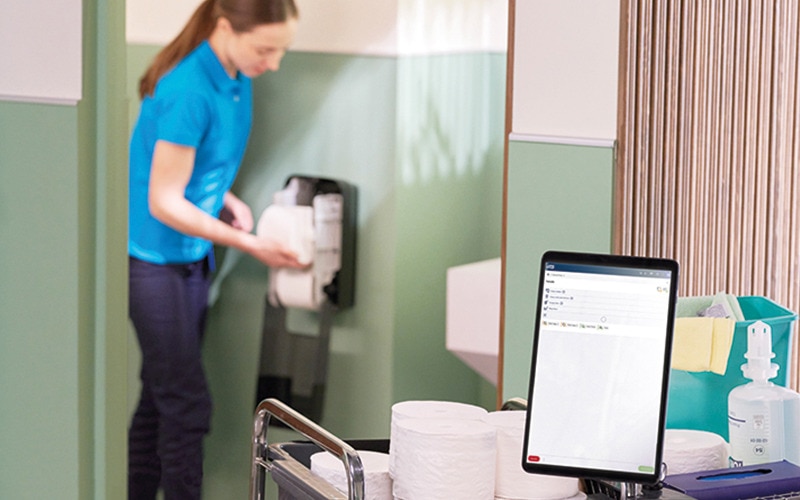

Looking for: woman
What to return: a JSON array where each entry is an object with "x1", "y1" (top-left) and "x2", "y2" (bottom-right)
[{"x1": 127, "y1": 1, "x2": 301, "y2": 498}]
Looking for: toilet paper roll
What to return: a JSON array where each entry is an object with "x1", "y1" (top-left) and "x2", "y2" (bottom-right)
[
  {"x1": 256, "y1": 204, "x2": 314, "y2": 265},
  {"x1": 310, "y1": 450, "x2": 392, "y2": 500},
  {"x1": 663, "y1": 429, "x2": 729, "y2": 475},
  {"x1": 271, "y1": 268, "x2": 318, "y2": 310},
  {"x1": 392, "y1": 418, "x2": 497, "y2": 500},
  {"x1": 484, "y1": 411, "x2": 580, "y2": 500},
  {"x1": 389, "y1": 400, "x2": 489, "y2": 478}
]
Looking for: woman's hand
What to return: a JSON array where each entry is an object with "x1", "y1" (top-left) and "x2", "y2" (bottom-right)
[
  {"x1": 245, "y1": 235, "x2": 307, "y2": 268},
  {"x1": 221, "y1": 191, "x2": 254, "y2": 232},
  {"x1": 223, "y1": 193, "x2": 309, "y2": 268}
]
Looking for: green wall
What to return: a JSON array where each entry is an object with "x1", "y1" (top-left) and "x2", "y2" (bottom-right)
[
  {"x1": 0, "y1": 0, "x2": 128, "y2": 498},
  {"x1": 0, "y1": 102, "x2": 83, "y2": 497},
  {"x1": 393, "y1": 54, "x2": 504, "y2": 404},
  {"x1": 501, "y1": 140, "x2": 615, "y2": 402},
  {"x1": 127, "y1": 46, "x2": 505, "y2": 498}
]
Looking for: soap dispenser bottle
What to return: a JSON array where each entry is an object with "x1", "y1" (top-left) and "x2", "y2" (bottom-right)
[{"x1": 728, "y1": 320, "x2": 800, "y2": 466}]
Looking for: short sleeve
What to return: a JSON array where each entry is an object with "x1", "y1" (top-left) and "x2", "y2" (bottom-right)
[{"x1": 154, "y1": 90, "x2": 210, "y2": 148}]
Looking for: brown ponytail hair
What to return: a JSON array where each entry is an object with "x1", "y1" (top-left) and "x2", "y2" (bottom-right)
[{"x1": 138, "y1": 0, "x2": 299, "y2": 99}]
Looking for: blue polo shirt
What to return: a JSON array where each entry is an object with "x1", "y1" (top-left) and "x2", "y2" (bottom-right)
[{"x1": 129, "y1": 40, "x2": 253, "y2": 265}]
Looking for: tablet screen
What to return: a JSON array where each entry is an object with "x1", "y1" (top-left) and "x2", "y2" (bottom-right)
[{"x1": 522, "y1": 251, "x2": 679, "y2": 484}]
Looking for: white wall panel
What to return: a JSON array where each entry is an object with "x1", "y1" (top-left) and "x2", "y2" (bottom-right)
[
  {"x1": 290, "y1": 0, "x2": 399, "y2": 55},
  {"x1": 126, "y1": 0, "x2": 507, "y2": 55},
  {"x1": 0, "y1": 0, "x2": 82, "y2": 104},
  {"x1": 512, "y1": 0, "x2": 619, "y2": 140},
  {"x1": 398, "y1": 0, "x2": 507, "y2": 55},
  {"x1": 125, "y1": 0, "x2": 200, "y2": 45},
  {"x1": 126, "y1": 0, "x2": 399, "y2": 52}
]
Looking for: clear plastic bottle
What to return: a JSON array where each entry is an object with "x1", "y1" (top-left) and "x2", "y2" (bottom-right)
[{"x1": 728, "y1": 320, "x2": 800, "y2": 466}]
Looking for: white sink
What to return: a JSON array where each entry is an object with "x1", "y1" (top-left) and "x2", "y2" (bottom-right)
[{"x1": 445, "y1": 258, "x2": 501, "y2": 385}]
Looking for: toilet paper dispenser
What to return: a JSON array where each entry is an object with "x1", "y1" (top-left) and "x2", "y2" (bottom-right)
[{"x1": 255, "y1": 175, "x2": 357, "y2": 422}]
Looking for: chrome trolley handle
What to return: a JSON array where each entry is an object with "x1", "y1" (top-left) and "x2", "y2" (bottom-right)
[{"x1": 250, "y1": 398, "x2": 365, "y2": 500}]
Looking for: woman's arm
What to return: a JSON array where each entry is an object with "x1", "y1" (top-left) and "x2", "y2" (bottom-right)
[{"x1": 148, "y1": 139, "x2": 304, "y2": 268}]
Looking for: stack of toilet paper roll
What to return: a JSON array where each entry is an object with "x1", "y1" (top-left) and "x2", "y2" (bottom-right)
[
  {"x1": 663, "y1": 429, "x2": 729, "y2": 475},
  {"x1": 484, "y1": 411, "x2": 583, "y2": 500},
  {"x1": 309, "y1": 404, "x2": 728, "y2": 499},
  {"x1": 388, "y1": 401, "x2": 584, "y2": 500},
  {"x1": 310, "y1": 450, "x2": 393, "y2": 500},
  {"x1": 390, "y1": 400, "x2": 495, "y2": 499},
  {"x1": 388, "y1": 400, "x2": 489, "y2": 478}
]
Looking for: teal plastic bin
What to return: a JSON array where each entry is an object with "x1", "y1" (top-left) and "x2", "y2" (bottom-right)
[{"x1": 666, "y1": 296, "x2": 797, "y2": 441}]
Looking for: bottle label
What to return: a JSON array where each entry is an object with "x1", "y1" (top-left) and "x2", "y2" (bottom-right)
[{"x1": 728, "y1": 399, "x2": 784, "y2": 467}]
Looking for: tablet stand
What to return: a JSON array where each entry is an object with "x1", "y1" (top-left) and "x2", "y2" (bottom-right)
[
  {"x1": 618, "y1": 481, "x2": 641, "y2": 499},
  {"x1": 587, "y1": 463, "x2": 685, "y2": 500}
]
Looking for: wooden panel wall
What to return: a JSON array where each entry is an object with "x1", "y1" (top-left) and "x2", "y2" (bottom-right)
[{"x1": 617, "y1": 1, "x2": 800, "y2": 387}]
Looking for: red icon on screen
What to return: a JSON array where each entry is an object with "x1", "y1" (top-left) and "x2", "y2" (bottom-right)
[{"x1": 528, "y1": 455, "x2": 541, "y2": 462}]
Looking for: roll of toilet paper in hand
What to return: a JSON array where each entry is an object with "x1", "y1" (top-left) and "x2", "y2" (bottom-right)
[
  {"x1": 389, "y1": 400, "x2": 489, "y2": 479},
  {"x1": 257, "y1": 205, "x2": 318, "y2": 309},
  {"x1": 255, "y1": 204, "x2": 314, "y2": 265},
  {"x1": 392, "y1": 418, "x2": 497, "y2": 500},
  {"x1": 663, "y1": 429, "x2": 729, "y2": 475},
  {"x1": 484, "y1": 410, "x2": 580, "y2": 500},
  {"x1": 310, "y1": 450, "x2": 392, "y2": 500}
]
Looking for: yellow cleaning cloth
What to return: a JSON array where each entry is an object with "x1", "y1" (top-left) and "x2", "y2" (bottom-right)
[{"x1": 671, "y1": 317, "x2": 735, "y2": 375}]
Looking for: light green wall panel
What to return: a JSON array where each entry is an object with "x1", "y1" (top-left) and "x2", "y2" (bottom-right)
[
  {"x1": 0, "y1": 1, "x2": 128, "y2": 497},
  {"x1": 502, "y1": 140, "x2": 615, "y2": 402},
  {"x1": 0, "y1": 5, "x2": 128, "y2": 488},
  {"x1": 83, "y1": 0, "x2": 130, "y2": 497},
  {"x1": 393, "y1": 53, "x2": 504, "y2": 405},
  {"x1": 0, "y1": 102, "x2": 82, "y2": 498}
]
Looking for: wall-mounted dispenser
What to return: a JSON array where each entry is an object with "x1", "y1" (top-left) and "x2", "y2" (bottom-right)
[{"x1": 254, "y1": 175, "x2": 356, "y2": 422}]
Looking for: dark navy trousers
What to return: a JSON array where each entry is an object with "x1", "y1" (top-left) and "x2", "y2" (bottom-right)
[{"x1": 128, "y1": 256, "x2": 213, "y2": 500}]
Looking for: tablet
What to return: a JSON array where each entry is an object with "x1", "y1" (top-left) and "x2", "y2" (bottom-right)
[{"x1": 522, "y1": 251, "x2": 679, "y2": 485}]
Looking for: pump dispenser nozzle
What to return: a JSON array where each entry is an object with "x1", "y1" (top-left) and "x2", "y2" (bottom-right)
[{"x1": 741, "y1": 320, "x2": 779, "y2": 382}]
